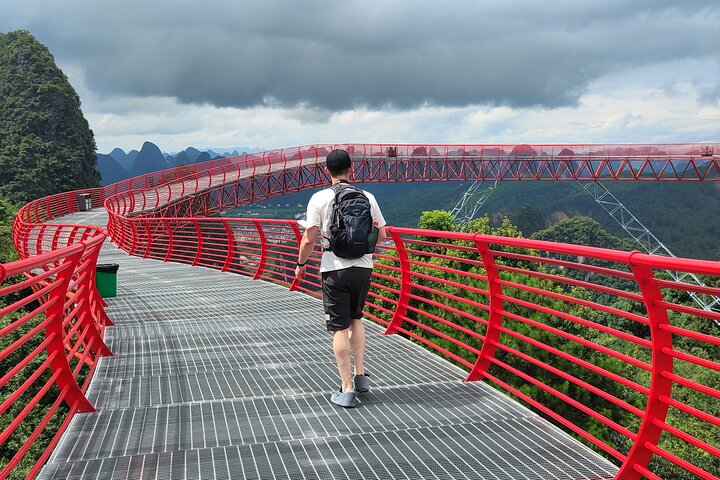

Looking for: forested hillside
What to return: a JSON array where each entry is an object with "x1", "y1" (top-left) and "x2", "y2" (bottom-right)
[
  {"x1": 0, "y1": 198, "x2": 16, "y2": 264},
  {"x1": 480, "y1": 181, "x2": 720, "y2": 260},
  {"x1": 0, "y1": 30, "x2": 100, "y2": 204},
  {"x1": 230, "y1": 179, "x2": 720, "y2": 260}
]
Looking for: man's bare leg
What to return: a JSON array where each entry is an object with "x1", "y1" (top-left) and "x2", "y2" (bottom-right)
[
  {"x1": 333, "y1": 329, "x2": 354, "y2": 392},
  {"x1": 349, "y1": 318, "x2": 366, "y2": 376}
]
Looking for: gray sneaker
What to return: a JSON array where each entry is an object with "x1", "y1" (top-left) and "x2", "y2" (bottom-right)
[
  {"x1": 330, "y1": 390, "x2": 358, "y2": 408},
  {"x1": 353, "y1": 373, "x2": 370, "y2": 393}
]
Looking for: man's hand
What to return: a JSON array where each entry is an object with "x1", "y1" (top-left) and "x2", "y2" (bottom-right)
[
  {"x1": 295, "y1": 226, "x2": 318, "y2": 282},
  {"x1": 295, "y1": 264, "x2": 306, "y2": 281}
]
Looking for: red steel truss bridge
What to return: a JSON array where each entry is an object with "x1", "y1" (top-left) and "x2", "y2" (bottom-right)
[{"x1": 2, "y1": 143, "x2": 719, "y2": 480}]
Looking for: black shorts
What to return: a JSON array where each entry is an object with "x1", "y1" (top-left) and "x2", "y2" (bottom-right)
[{"x1": 322, "y1": 267, "x2": 373, "y2": 332}]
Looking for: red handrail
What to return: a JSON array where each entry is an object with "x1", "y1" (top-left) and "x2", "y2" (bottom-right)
[
  {"x1": 100, "y1": 144, "x2": 720, "y2": 480},
  {"x1": 103, "y1": 207, "x2": 720, "y2": 479},
  {"x1": 0, "y1": 237, "x2": 111, "y2": 479},
  {"x1": 5, "y1": 143, "x2": 720, "y2": 479}
]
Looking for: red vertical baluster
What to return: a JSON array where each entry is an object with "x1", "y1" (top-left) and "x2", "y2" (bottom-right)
[
  {"x1": 75, "y1": 234, "x2": 112, "y2": 357},
  {"x1": 51, "y1": 226, "x2": 63, "y2": 251},
  {"x1": 616, "y1": 254, "x2": 675, "y2": 480},
  {"x1": 143, "y1": 218, "x2": 152, "y2": 258},
  {"x1": 384, "y1": 227, "x2": 410, "y2": 335},
  {"x1": 466, "y1": 237, "x2": 503, "y2": 382},
  {"x1": 288, "y1": 221, "x2": 303, "y2": 291},
  {"x1": 252, "y1": 220, "x2": 267, "y2": 280},
  {"x1": 192, "y1": 220, "x2": 203, "y2": 266},
  {"x1": 221, "y1": 219, "x2": 235, "y2": 272},
  {"x1": 129, "y1": 220, "x2": 139, "y2": 256},
  {"x1": 163, "y1": 218, "x2": 174, "y2": 262},
  {"x1": 44, "y1": 249, "x2": 95, "y2": 412}
]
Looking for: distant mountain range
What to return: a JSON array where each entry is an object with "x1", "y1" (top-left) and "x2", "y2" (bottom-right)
[{"x1": 96, "y1": 142, "x2": 260, "y2": 184}]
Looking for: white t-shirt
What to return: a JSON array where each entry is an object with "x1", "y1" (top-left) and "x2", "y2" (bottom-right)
[{"x1": 305, "y1": 185, "x2": 386, "y2": 272}]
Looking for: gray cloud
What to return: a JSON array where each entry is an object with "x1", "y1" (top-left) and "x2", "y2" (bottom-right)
[
  {"x1": 2, "y1": 0, "x2": 719, "y2": 111},
  {"x1": 699, "y1": 84, "x2": 720, "y2": 105}
]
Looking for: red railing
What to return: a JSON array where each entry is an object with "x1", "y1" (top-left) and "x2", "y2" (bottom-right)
[
  {"x1": 14, "y1": 142, "x2": 720, "y2": 235},
  {"x1": 4, "y1": 143, "x2": 720, "y2": 479},
  {"x1": 1, "y1": 149, "x2": 249, "y2": 478},
  {"x1": 106, "y1": 214, "x2": 720, "y2": 480},
  {"x1": 0, "y1": 226, "x2": 110, "y2": 479},
  {"x1": 99, "y1": 142, "x2": 720, "y2": 230},
  {"x1": 11, "y1": 155, "x2": 236, "y2": 251}
]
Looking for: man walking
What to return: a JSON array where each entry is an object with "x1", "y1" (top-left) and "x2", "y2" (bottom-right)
[{"x1": 295, "y1": 149, "x2": 386, "y2": 408}]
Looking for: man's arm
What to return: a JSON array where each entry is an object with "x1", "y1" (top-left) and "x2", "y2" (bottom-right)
[
  {"x1": 295, "y1": 226, "x2": 319, "y2": 280},
  {"x1": 377, "y1": 226, "x2": 387, "y2": 243},
  {"x1": 367, "y1": 192, "x2": 387, "y2": 244}
]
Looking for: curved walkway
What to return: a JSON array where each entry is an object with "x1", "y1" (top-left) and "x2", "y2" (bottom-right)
[{"x1": 38, "y1": 211, "x2": 617, "y2": 480}]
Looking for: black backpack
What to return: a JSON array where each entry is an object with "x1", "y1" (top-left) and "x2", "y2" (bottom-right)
[{"x1": 327, "y1": 182, "x2": 374, "y2": 259}]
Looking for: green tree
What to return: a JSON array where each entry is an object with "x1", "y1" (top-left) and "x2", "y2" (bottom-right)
[
  {"x1": 414, "y1": 210, "x2": 459, "y2": 255},
  {"x1": 417, "y1": 209, "x2": 456, "y2": 231},
  {"x1": 508, "y1": 204, "x2": 547, "y2": 236},
  {"x1": 0, "y1": 198, "x2": 18, "y2": 263},
  {"x1": 0, "y1": 30, "x2": 100, "y2": 204},
  {"x1": 531, "y1": 216, "x2": 634, "y2": 251}
]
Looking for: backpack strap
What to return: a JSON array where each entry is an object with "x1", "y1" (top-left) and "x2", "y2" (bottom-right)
[
  {"x1": 331, "y1": 181, "x2": 362, "y2": 206},
  {"x1": 330, "y1": 181, "x2": 343, "y2": 200},
  {"x1": 323, "y1": 181, "x2": 365, "y2": 252},
  {"x1": 322, "y1": 182, "x2": 349, "y2": 247},
  {"x1": 331, "y1": 179, "x2": 351, "y2": 194}
]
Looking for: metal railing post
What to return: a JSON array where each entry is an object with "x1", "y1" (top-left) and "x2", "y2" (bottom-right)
[
  {"x1": 616, "y1": 255, "x2": 675, "y2": 480},
  {"x1": 192, "y1": 220, "x2": 203, "y2": 266},
  {"x1": 163, "y1": 218, "x2": 174, "y2": 262},
  {"x1": 74, "y1": 239, "x2": 112, "y2": 357},
  {"x1": 128, "y1": 220, "x2": 139, "y2": 256},
  {"x1": 288, "y1": 221, "x2": 304, "y2": 291},
  {"x1": 221, "y1": 219, "x2": 235, "y2": 272},
  {"x1": 252, "y1": 220, "x2": 267, "y2": 280},
  {"x1": 466, "y1": 237, "x2": 503, "y2": 382},
  {"x1": 384, "y1": 228, "x2": 411, "y2": 335},
  {"x1": 142, "y1": 218, "x2": 152, "y2": 258},
  {"x1": 44, "y1": 249, "x2": 95, "y2": 412}
]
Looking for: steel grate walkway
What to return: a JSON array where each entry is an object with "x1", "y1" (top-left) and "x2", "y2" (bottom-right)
[{"x1": 38, "y1": 211, "x2": 618, "y2": 480}]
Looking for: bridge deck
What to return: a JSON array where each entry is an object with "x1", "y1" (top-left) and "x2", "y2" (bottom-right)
[{"x1": 39, "y1": 211, "x2": 618, "y2": 480}]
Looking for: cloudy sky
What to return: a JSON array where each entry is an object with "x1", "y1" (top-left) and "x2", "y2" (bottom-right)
[{"x1": 1, "y1": 0, "x2": 719, "y2": 153}]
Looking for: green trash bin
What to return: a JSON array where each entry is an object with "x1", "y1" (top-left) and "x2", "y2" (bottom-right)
[{"x1": 96, "y1": 263, "x2": 119, "y2": 298}]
